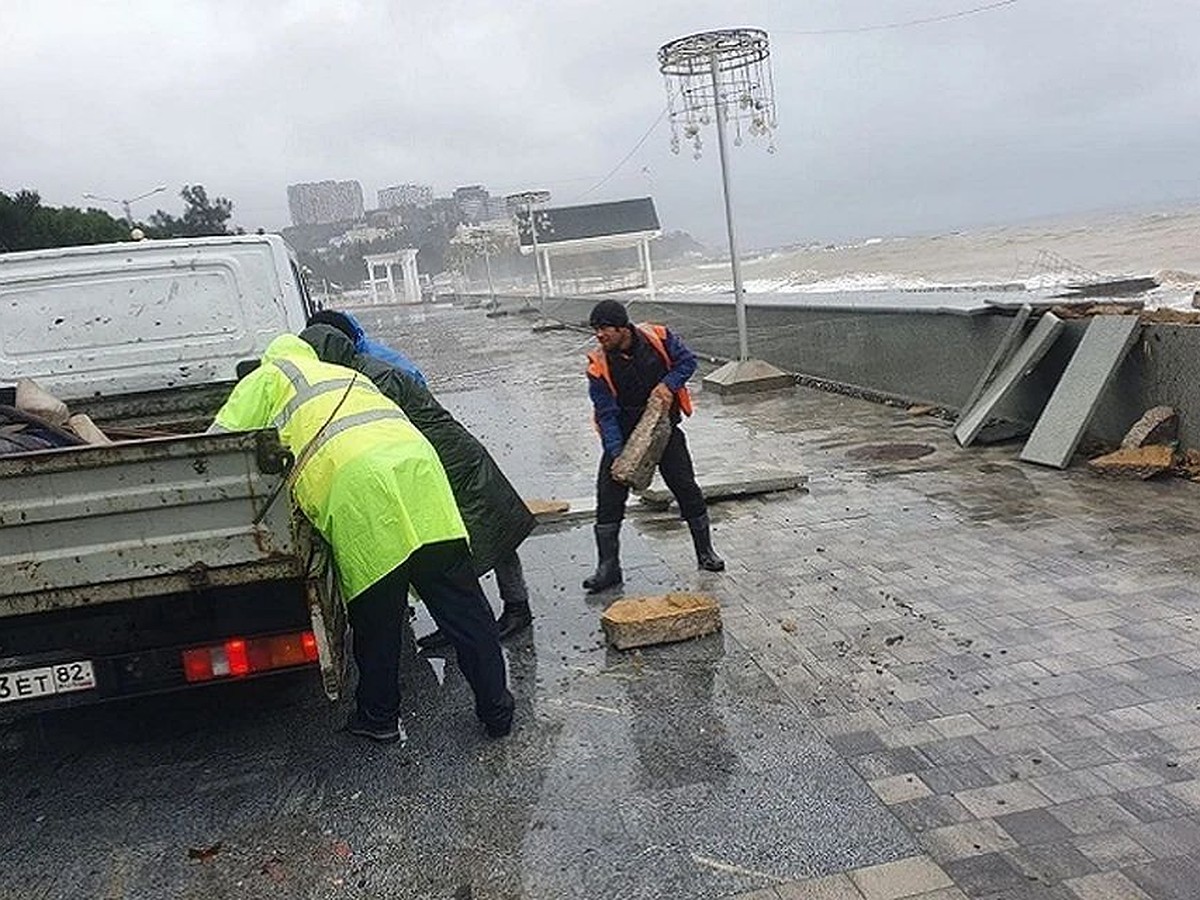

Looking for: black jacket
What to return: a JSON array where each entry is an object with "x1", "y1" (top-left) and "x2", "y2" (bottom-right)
[{"x1": 301, "y1": 324, "x2": 535, "y2": 575}]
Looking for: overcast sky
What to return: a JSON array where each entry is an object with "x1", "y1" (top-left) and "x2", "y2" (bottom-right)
[{"x1": 2, "y1": 0, "x2": 1198, "y2": 249}]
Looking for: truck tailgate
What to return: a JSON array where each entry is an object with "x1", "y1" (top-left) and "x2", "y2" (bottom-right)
[{"x1": 0, "y1": 430, "x2": 299, "y2": 614}]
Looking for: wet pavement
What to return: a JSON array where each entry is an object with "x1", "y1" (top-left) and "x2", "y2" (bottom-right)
[{"x1": 3, "y1": 302, "x2": 1200, "y2": 899}]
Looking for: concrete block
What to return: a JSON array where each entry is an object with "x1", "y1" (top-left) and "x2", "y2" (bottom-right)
[
  {"x1": 954, "y1": 312, "x2": 1063, "y2": 447},
  {"x1": 600, "y1": 593, "x2": 721, "y2": 650},
  {"x1": 702, "y1": 358, "x2": 794, "y2": 395},
  {"x1": 1020, "y1": 315, "x2": 1141, "y2": 468}
]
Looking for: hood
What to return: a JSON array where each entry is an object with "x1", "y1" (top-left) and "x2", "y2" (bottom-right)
[
  {"x1": 299, "y1": 323, "x2": 357, "y2": 367},
  {"x1": 261, "y1": 333, "x2": 319, "y2": 365},
  {"x1": 341, "y1": 310, "x2": 367, "y2": 344}
]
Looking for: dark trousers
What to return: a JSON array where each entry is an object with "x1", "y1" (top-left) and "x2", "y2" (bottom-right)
[
  {"x1": 596, "y1": 426, "x2": 706, "y2": 525},
  {"x1": 492, "y1": 550, "x2": 529, "y2": 608},
  {"x1": 348, "y1": 539, "x2": 514, "y2": 729}
]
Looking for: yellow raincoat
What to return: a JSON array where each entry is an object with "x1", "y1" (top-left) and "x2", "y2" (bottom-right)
[{"x1": 212, "y1": 334, "x2": 466, "y2": 601}]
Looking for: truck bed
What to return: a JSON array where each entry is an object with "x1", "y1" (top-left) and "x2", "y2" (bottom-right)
[{"x1": 0, "y1": 428, "x2": 345, "y2": 707}]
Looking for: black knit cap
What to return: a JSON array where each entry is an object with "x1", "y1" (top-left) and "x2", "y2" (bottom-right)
[
  {"x1": 306, "y1": 309, "x2": 356, "y2": 341},
  {"x1": 589, "y1": 299, "x2": 630, "y2": 329}
]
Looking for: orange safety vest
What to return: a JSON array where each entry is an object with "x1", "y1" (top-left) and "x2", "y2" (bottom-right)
[{"x1": 586, "y1": 323, "x2": 693, "y2": 416}]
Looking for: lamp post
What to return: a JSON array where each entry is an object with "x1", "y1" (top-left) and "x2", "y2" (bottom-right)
[
  {"x1": 506, "y1": 190, "x2": 551, "y2": 310},
  {"x1": 83, "y1": 184, "x2": 168, "y2": 227},
  {"x1": 658, "y1": 29, "x2": 791, "y2": 393}
]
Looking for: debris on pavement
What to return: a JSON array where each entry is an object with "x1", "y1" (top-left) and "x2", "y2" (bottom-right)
[
  {"x1": 600, "y1": 593, "x2": 721, "y2": 650},
  {"x1": 187, "y1": 842, "x2": 223, "y2": 863},
  {"x1": 1086, "y1": 444, "x2": 1176, "y2": 478}
]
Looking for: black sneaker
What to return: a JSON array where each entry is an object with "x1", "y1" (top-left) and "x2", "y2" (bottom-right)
[{"x1": 341, "y1": 711, "x2": 406, "y2": 744}]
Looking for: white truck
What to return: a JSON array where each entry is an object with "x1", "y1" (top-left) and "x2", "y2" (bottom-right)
[{"x1": 0, "y1": 235, "x2": 345, "y2": 714}]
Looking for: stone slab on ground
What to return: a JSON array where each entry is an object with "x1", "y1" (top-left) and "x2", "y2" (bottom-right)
[
  {"x1": 527, "y1": 471, "x2": 808, "y2": 527},
  {"x1": 954, "y1": 312, "x2": 1063, "y2": 447},
  {"x1": 601, "y1": 593, "x2": 722, "y2": 650},
  {"x1": 1086, "y1": 444, "x2": 1176, "y2": 479},
  {"x1": 639, "y1": 470, "x2": 809, "y2": 508},
  {"x1": 1019, "y1": 315, "x2": 1141, "y2": 469}
]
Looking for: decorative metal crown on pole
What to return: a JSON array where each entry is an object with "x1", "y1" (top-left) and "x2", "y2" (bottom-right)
[{"x1": 658, "y1": 28, "x2": 777, "y2": 160}]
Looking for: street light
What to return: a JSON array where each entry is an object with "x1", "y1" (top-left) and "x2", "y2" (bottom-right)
[
  {"x1": 83, "y1": 184, "x2": 168, "y2": 227},
  {"x1": 658, "y1": 29, "x2": 791, "y2": 393},
  {"x1": 506, "y1": 190, "x2": 551, "y2": 310}
]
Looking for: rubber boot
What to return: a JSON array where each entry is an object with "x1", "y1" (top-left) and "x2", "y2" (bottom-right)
[
  {"x1": 688, "y1": 513, "x2": 725, "y2": 572},
  {"x1": 582, "y1": 523, "x2": 623, "y2": 593},
  {"x1": 496, "y1": 602, "x2": 532, "y2": 640}
]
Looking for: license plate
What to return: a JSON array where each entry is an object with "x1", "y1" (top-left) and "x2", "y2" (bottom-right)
[{"x1": 0, "y1": 660, "x2": 96, "y2": 704}]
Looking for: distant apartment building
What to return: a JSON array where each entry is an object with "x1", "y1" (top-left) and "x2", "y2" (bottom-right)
[
  {"x1": 452, "y1": 185, "x2": 491, "y2": 223},
  {"x1": 377, "y1": 183, "x2": 433, "y2": 209},
  {"x1": 483, "y1": 197, "x2": 511, "y2": 222},
  {"x1": 287, "y1": 180, "x2": 365, "y2": 226}
]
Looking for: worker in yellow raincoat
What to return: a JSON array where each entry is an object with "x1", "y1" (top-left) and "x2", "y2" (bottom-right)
[{"x1": 210, "y1": 334, "x2": 514, "y2": 743}]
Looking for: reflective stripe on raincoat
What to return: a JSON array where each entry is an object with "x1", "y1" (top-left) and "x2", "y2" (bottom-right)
[{"x1": 212, "y1": 334, "x2": 465, "y2": 601}]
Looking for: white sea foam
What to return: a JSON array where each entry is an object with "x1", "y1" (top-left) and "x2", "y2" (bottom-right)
[{"x1": 652, "y1": 206, "x2": 1200, "y2": 310}]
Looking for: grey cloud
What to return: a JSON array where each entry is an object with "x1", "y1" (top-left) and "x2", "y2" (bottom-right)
[{"x1": 2, "y1": 0, "x2": 1198, "y2": 248}]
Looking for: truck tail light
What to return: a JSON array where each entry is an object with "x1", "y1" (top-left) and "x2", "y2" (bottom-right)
[{"x1": 181, "y1": 631, "x2": 319, "y2": 683}]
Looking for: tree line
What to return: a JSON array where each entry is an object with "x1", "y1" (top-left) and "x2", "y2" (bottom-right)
[{"x1": 0, "y1": 185, "x2": 235, "y2": 253}]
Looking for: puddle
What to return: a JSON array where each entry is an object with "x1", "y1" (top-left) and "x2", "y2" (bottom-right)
[{"x1": 845, "y1": 442, "x2": 936, "y2": 462}]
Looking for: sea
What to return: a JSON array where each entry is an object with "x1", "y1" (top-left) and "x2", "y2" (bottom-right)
[{"x1": 650, "y1": 204, "x2": 1200, "y2": 310}]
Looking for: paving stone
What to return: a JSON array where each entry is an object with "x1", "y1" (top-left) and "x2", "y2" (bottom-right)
[
  {"x1": 955, "y1": 781, "x2": 1052, "y2": 818},
  {"x1": 890, "y1": 795, "x2": 976, "y2": 832},
  {"x1": 995, "y1": 809, "x2": 1076, "y2": 846},
  {"x1": 1049, "y1": 798, "x2": 1142, "y2": 835},
  {"x1": 942, "y1": 852, "x2": 1036, "y2": 895},
  {"x1": 1124, "y1": 815, "x2": 1200, "y2": 858},
  {"x1": 850, "y1": 748, "x2": 933, "y2": 780},
  {"x1": 1071, "y1": 830, "x2": 1156, "y2": 869},
  {"x1": 848, "y1": 855, "x2": 954, "y2": 900},
  {"x1": 1063, "y1": 871, "x2": 1152, "y2": 899},
  {"x1": 775, "y1": 873, "x2": 862, "y2": 899},
  {"x1": 870, "y1": 774, "x2": 934, "y2": 805},
  {"x1": 1123, "y1": 857, "x2": 1200, "y2": 900},
  {"x1": 919, "y1": 763, "x2": 997, "y2": 795},
  {"x1": 920, "y1": 819, "x2": 1018, "y2": 863},
  {"x1": 1005, "y1": 842, "x2": 1098, "y2": 884},
  {"x1": 1111, "y1": 786, "x2": 1197, "y2": 822}
]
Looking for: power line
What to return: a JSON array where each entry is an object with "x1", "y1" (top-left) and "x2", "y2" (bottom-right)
[
  {"x1": 775, "y1": 0, "x2": 1020, "y2": 36},
  {"x1": 570, "y1": 105, "x2": 669, "y2": 203}
]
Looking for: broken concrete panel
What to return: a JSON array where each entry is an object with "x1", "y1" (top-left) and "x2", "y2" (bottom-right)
[
  {"x1": 1020, "y1": 316, "x2": 1142, "y2": 469},
  {"x1": 1086, "y1": 444, "x2": 1175, "y2": 479},
  {"x1": 1120, "y1": 406, "x2": 1178, "y2": 449},
  {"x1": 954, "y1": 313, "x2": 1063, "y2": 448},
  {"x1": 601, "y1": 593, "x2": 722, "y2": 650},
  {"x1": 957, "y1": 304, "x2": 1032, "y2": 417}
]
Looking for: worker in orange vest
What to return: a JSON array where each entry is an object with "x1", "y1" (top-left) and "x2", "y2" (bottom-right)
[{"x1": 583, "y1": 299, "x2": 724, "y2": 593}]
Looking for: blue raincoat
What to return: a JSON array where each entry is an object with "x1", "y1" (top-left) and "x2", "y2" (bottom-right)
[{"x1": 340, "y1": 311, "x2": 428, "y2": 388}]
